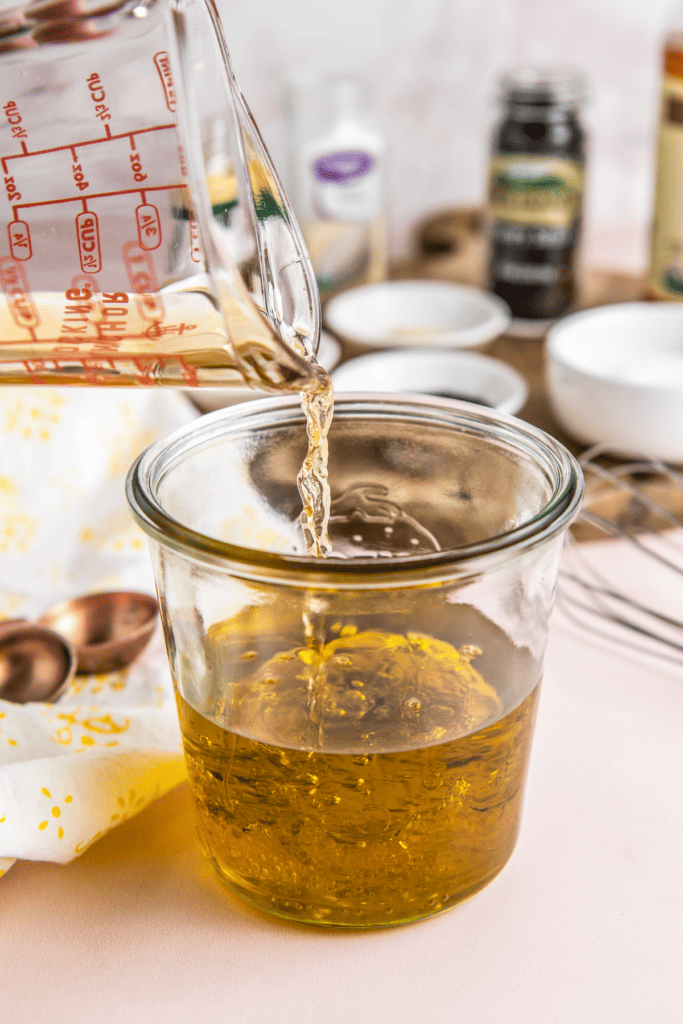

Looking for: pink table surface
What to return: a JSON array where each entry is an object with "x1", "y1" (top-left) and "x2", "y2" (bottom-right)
[{"x1": 2, "y1": 597, "x2": 682, "y2": 1023}]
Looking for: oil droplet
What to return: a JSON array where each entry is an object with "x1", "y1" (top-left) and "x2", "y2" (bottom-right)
[
  {"x1": 423, "y1": 773, "x2": 443, "y2": 790},
  {"x1": 239, "y1": 650, "x2": 259, "y2": 661}
]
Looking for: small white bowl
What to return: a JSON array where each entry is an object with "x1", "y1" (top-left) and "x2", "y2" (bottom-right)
[
  {"x1": 324, "y1": 280, "x2": 511, "y2": 351},
  {"x1": 546, "y1": 302, "x2": 683, "y2": 461},
  {"x1": 331, "y1": 348, "x2": 528, "y2": 415},
  {"x1": 188, "y1": 330, "x2": 342, "y2": 413}
]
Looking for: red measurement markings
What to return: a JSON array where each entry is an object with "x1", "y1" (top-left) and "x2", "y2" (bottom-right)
[
  {"x1": 0, "y1": 256, "x2": 40, "y2": 328},
  {"x1": 12, "y1": 182, "x2": 184, "y2": 213},
  {"x1": 21, "y1": 361, "x2": 44, "y2": 384},
  {"x1": 3, "y1": 101, "x2": 27, "y2": 141},
  {"x1": 178, "y1": 357, "x2": 200, "y2": 387},
  {"x1": 4, "y1": 173, "x2": 21, "y2": 203},
  {"x1": 188, "y1": 210, "x2": 202, "y2": 263},
  {"x1": 144, "y1": 320, "x2": 197, "y2": 339},
  {"x1": 1, "y1": 124, "x2": 177, "y2": 165},
  {"x1": 76, "y1": 212, "x2": 101, "y2": 273},
  {"x1": 153, "y1": 53, "x2": 177, "y2": 112},
  {"x1": 68, "y1": 273, "x2": 100, "y2": 300},
  {"x1": 128, "y1": 147, "x2": 147, "y2": 183},
  {"x1": 132, "y1": 357, "x2": 157, "y2": 385},
  {"x1": 7, "y1": 220, "x2": 31, "y2": 260},
  {"x1": 135, "y1": 204, "x2": 161, "y2": 250},
  {"x1": 86, "y1": 73, "x2": 111, "y2": 125},
  {"x1": 122, "y1": 240, "x2": 164, "y2": 321},
  {"x1": 80, "y1": 359, "x2": 115, "y2": 384}
]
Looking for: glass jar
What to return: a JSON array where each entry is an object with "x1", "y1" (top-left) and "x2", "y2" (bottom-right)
[
  {"x1": 488, "y1": 64, "x2": 588, "y2": 327},
  {"x1": 127, "y1": 394, "x2": 583, "y2": 928},
  {"x1": 284, "y1": 71, "x2": 389, "y2": 298}
]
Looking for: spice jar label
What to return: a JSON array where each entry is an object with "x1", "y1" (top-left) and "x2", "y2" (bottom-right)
[
  {"x1": 488, "y1": 155, "x2": 584, "y2": 230},
  {"x1": 311, "y1": 150, "x2": 381, "y2": 222}
]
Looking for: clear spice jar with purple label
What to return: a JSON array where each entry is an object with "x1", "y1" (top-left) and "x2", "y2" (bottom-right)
[{"x1": 284, "y1": 71, "x2": 388, "y2": 297}]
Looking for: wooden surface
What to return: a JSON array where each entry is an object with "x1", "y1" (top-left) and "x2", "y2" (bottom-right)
[{"x1": 388, "y1": 205, "x2": 645, "y2": 455}]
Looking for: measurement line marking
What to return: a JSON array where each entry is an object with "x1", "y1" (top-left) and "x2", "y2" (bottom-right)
[
  {"x1": 105, "y1": 124, "x2": 112, "y2": 138},
  {"x1": 2, "y1": 123, "x2": 176, "y2": 162},
  {"x1": 13, "y1": 183, "x2": 184, "y2": 211},
  {"x1": 20, "y1": 142, "x2": 28, "y2": 154},
  {"x1": 70, "y1": 147, "x2": 77, "y2": 161}
]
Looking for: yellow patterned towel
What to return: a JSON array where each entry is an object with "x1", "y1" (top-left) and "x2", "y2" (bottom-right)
[{"x1": 0, "y1": 387, "x2": 199, "y2": 878}]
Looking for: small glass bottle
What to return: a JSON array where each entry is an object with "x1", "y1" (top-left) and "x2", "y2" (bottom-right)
[
  {"x1": 647, "y1": 4, "x2": 683, "y2": 299},
  {"x1": 284, "y1": 71, "x2": 388, "y2": 298},
  {"x1": 487, "y1": 65, "x2": 587, "y2": 328}
]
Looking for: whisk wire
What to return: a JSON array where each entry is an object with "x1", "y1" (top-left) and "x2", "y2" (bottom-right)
[{"x1": 557, "y1": 447, "x2": 683, "y2": 667}]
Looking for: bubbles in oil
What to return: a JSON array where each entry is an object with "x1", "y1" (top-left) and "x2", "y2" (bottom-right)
[{"x1": 177, "y1": 616, "x2": 540, "y2": 927}]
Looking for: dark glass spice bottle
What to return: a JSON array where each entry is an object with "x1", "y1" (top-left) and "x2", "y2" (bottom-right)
[{"x1": 487, "y1": 65, "x2": 587, "y2": 326}]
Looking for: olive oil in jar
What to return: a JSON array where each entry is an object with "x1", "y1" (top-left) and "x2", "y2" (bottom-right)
[{"x1": 176, "y1": 617, "x2": 539, "y2": 927}]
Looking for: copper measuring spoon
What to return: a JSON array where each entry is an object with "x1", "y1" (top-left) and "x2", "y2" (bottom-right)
[
  {"x1": 0, "y1": 592, "x2": 159, "y2": 704},
  {"x1": 38, "y1": 591, "x2": 159, "y2": 675},
  {"x1": 0, "y1": 621, "x2": 76, "y2": 703}
]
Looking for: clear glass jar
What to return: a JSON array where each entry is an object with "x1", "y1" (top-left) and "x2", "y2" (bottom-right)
[
  {"x1": 488, "y1": 64, "x2": 588, "y2": 327},
  {"x1": 127, "y1": 394, "x2": 583, "y2": 927},
  {"x1": 284, "y1": 71, "x2": 389, "y2": 298}
]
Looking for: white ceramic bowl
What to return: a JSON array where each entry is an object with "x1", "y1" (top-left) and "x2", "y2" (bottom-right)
[
  {"x1": 546, "y1": 303, "x2": 683, "y2": 461},
  {"x1": 188, "y1": 330, "x2": 342, "y2": 413},
  {"x1": 324, "y1": 280, "x2": 512, "y2": 351},
  {"x1": 331, "y1": 348, "x2": 528, "y2": 415}
]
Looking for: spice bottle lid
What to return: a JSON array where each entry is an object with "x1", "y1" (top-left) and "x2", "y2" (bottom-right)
[{"x1": 498, "y1": 64, "x2": 588, "y2": 108}]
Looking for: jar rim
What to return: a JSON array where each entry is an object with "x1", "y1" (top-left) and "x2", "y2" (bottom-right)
[{"x1": 126, "y1": 394, "x2": 583, "y2": 583}]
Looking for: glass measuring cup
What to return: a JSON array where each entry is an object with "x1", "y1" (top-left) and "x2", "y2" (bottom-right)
[
  {"x1": 127, "y1": 394, "x2": 583, "y2": 927},
  {"x1": 0, "y1": 0, "x2": 323, "y2": 393}
]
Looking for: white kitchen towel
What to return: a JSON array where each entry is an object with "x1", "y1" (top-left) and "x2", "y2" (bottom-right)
[{"x1": 0, "y1": 386, "x2": 200, "y2": 878}]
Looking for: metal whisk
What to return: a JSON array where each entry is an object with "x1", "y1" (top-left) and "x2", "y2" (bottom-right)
[{"x1": 556, "y1": 444, "x2": 683, "y2": 667}]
